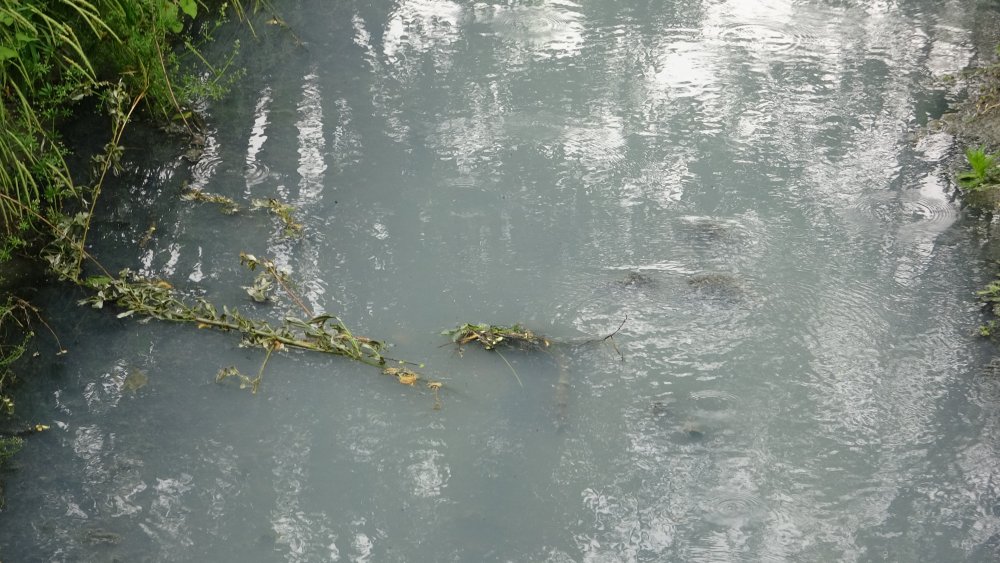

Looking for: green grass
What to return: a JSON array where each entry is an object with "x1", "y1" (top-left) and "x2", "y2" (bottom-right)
[
  {"x1": 0, "y1": 0, "x2": 260, "y2": 426},
  {"x1": 957, "y1": 146, "x2": 999, "y2": 190}
]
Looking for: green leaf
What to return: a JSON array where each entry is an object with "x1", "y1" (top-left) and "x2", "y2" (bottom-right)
[
  {"x1": 0, "y1": 46, "x2": 16, "y2": 61},
  {"x1": 308, "y1": 314, "x2": 335, "y2": 325},
  {"x1": 84, "y1": 275, "x2": 113, "y2": 289},
  {"x1": 179, "y1": 0, "x2": 198, "y2": 19}
]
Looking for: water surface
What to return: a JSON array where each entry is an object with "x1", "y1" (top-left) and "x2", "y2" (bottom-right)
[{"x1": 4, "y1": 0, "x2": 1000, "y2": 561}]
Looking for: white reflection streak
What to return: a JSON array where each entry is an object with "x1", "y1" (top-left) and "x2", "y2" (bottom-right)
[
  {"x1": 246, "y1": 86, "x2": 272, "y2": 194},
  {"x1": 140, "y1": 473, "x2": 195, "y2": 552},
  {"x1": 188, "y1": 245, "x2": 204, "y2": 282},
  {"x1": 382, "y1": 0, "x2": 462, "y2": 64},
  {"x1": 352, "y1": 14, "x2": 378, "y2": 68},
  {"x1": 72, "y1": 425, "x2": 105, "y2": 485},
  {"x1": 406, "y1": 448, "x2": 450, "y2": 498},
  {"x1": 188, "y1": 128, "x2": 220, "y2": 191},
  {"x1": 560, "y1": 111, "x2": 626, "y2": 178},
  {"x1": 473, "y1": 1, "x2": 585, "y2": 59},
  {"x1": 378, "y1": 0, "x2": 464, "y2": 143},
  {"x1": 271, "y1": 427, "x2": 339, "y2": 562},
  {"x1": 297, "y1": 71, "x2": 326, "y2": 204}
]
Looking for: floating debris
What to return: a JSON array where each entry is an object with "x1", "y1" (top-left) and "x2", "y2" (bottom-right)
[
  {"x1": 687, "y1": 272, "x2": 747, "y2": 299},
  {"x1": 251, "y1": 198, "x2": 303, "y2": 236},
  {"x1": 383, "y1": 366, "x2": 420, "y2": 386},
  {"x1": 443, "y1": 323, "x2": 551, "y2": 352},
  {"x1": 83, "y1": 528, "x2": 123, "y2": 545},
  {"x1": 609, "y1": 270, "x2": 658, "y2": 291},
  {"x1": 181, "y1": 187, "x2": 240, "y2": 215}
]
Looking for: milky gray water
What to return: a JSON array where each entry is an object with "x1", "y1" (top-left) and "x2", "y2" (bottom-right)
[{"x1": 4, "y1": 0, "x2": 1000, "y2": 560}]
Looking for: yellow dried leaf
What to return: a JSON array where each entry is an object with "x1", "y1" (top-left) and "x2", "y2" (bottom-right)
[
  {"x1": 427, "y1": 381, "x2": 442, "y2": 390},
  {"x1": 397, "y1": 374, "x2": 418, "y2": 386}
]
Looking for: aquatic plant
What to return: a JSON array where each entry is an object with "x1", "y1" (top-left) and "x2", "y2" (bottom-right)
[
  {"x1": 443, "y1": 318, "x2": 628, "y2": 389},
  {"x1": 444, "y1": 323, "x2": 556, "y2": 386},
  {"x1": 0, "y1": 297, "x2": 31, "y2": 417},
  {"x1": 181, "y1": 187, "x2": 240, "y2": 214},
  {"x1": 0, "y1": 0, "x2": 309, "y2": 492},
  {"x1": 978, "y1": 277, "x2": 1000, "y2": 316},
  {"x1": 79, "y1": 271, "x2": 390, "y2": 365},
  {"x1": 444, "y1": 323, "x2": 551, "y2": 351},
  {"x1": 239, "y1": 252, "x2": 306, "y2": 310},
  {"x1": 29, "y1": 163, "x2": 435, "y2": 396},
  {"x1": 976, "y1": 276, "x2": 1000, "y2": 338},
  {"x1": 0, "y1": 435, "x2": 23, "y2": 465},
  {"x1": 251, "y1": 197, "x2": 303, "y2": 236},
  {"x1": 0, "y1": 294, "x2": 62, "y2": 417}
]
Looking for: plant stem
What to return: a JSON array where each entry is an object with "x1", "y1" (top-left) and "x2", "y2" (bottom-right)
[{"x1": 75, "y1": 87, "x2": 146, "y2": 277}]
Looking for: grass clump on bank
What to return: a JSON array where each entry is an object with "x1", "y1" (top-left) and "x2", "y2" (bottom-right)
[
  {"x1": 0, "y1": 1, "x2": 264, "y2": 470},
  {"x1": 939, "y1": 44, "x2": 1000, "y2": 337},
  {"x1": 956, "y1": 146, "x2": 1000, "y2": 210}
]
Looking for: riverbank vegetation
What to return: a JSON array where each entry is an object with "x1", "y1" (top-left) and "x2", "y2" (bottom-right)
[
  {"x1": 939, "y1": 44, "x2": 1000, "y2": 336},
  {"x1": 0, "y1": 2, "x2": 448, "y2": 456},
  {"x1": 948, "y1": 45, "x2": 1000, "y2": 210},
  {"x1": 0, "y1": 0, "x2": 271, "y2": 469}
]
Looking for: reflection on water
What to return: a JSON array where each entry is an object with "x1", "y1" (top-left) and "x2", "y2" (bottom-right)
[{"x1": 4, "y1": 0, "x2": 1000, "y2": 561}]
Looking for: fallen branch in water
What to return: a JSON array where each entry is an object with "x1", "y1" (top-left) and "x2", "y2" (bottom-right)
[
  {"x1": 30, "y1": 200, "x2": 442, "y2": 395},
  {"x1": 445, "y1": 316, "x2": 630, "y2": 362},
  {"x1": 443, "y1": 323, "x2": 551, "y2": 352},
  {"x1": 602, "y1": 314, "x2": 627, "y2": 362}
]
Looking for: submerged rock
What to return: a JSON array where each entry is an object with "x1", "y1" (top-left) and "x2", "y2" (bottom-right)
[
  {"x1": 83, "y1": 528, "x2": 122, "y2": 545},
  {"x1": 617, "y1": 271, "x2": 656, "y2": 288},
  {"x1": 122, "y1": 368, "x2": 148, "y2": 393},
  {"x1": 686, "y1": 272, "x2": 746, "y2": 299},
  {"x1": 681, "y1": 420, "x2": 706, "y2": 441},
  {"x1": 677, "y1": 215, "x2": 743, "y2": 242}
]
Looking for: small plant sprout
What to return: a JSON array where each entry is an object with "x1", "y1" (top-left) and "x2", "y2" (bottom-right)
[{"x1": 958, "y1": 146, "x2": 999, "y2": 190}]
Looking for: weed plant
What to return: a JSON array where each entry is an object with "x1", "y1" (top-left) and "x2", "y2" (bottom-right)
[
  {"x1": 0, "y1": 1, "x2": 263, "y2": 465},
  {"x1": 958, "y1": 146, "x2": 999, "y2": 190}
]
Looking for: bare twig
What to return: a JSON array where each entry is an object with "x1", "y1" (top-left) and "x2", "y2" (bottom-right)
[
  {"x1": 75, "y1": 84, "x2": 146, "y2": 276},
  {"x1": 601, "y1": 314, "x2": 628, "y2": 362},
  {"x1": 153, "y1": 26, "x2": 192, "y2": 135},
  {"x1": 10, "y1": 297, "x2": 66, "y2": 355},
  {"x1": 494, "y1": 350, "x2": 523, "y2": 388},
  {"x1": 0, "y1": 192, "x2": 112, "y2": 279}
]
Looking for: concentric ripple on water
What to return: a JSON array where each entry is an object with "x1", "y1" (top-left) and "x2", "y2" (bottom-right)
[
  {"x1": 700, "y1": 489, "x2": 769, "y2": 528},
  {"x1": 713, "y1": 20, "x2": 817, "y2": 57}
]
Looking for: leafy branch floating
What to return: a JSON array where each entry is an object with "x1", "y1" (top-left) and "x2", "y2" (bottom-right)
[
  {"x1": 443, "y1": 323, "x2": 551, "y2": 352},
  {"x1": 178, "y1": 190, "x2": 303, "y2": 237},
  {"x1": 251, "y1": 197, "x2": 303, "y2": 236},
  {"x1": 38, "y1": 202, "x2": 442, "y2": 397},
  {"x1": 240, "y1": 252, "x2": 294, "y2": 307},
  {"x1": 442, "y1": 323, "x2": 554, "y2": 387},
  {"x1": 181, "y1": 186, "x2": 240, "y2": 214},
  {"x1": 80, "y1": 271, "x2": 389, "y2": 364},
  {"x1": 443, "y1": 317, "x2": 629, "y2": 369}
]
